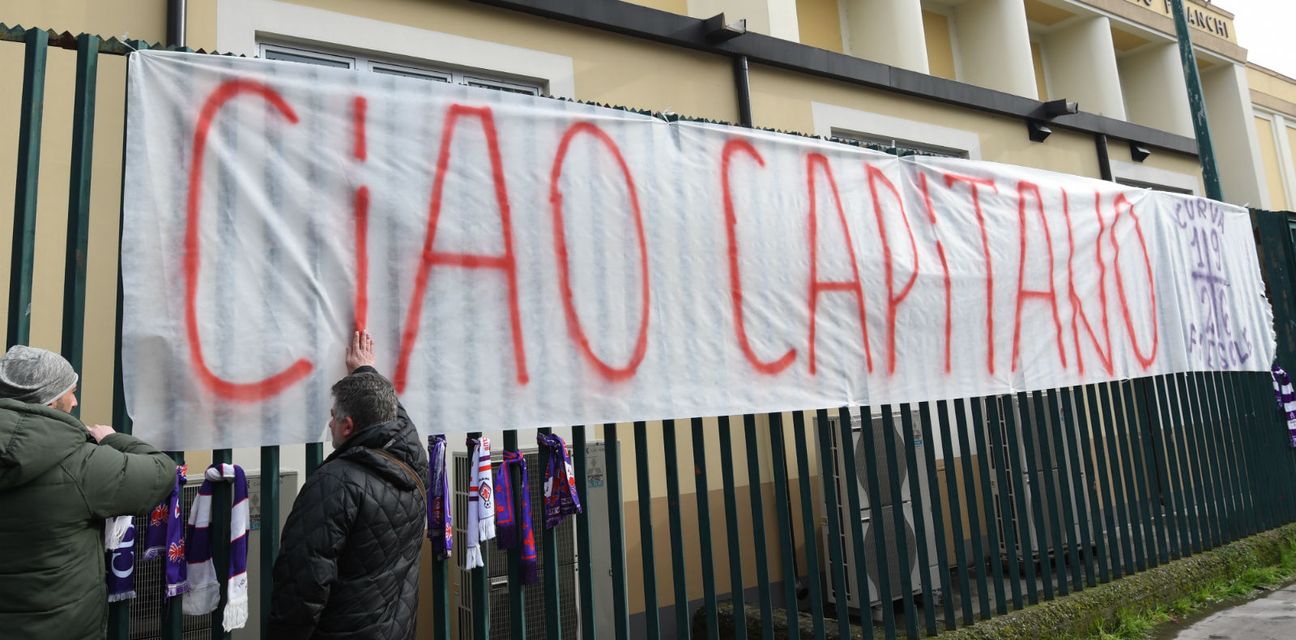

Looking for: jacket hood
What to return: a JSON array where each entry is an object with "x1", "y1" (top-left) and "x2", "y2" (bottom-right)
[
  {"x1": 0, "y1": 398, "x2": 88, "y2": 490},
  {"x1": 331, "y1": 417, "x2": 426, "y2": 491}
]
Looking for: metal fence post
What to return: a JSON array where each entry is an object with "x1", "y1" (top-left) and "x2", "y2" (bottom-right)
[
  {"x1": 633, "y1": 421, "x2": 661, "y2": 640},
  {"x1": 766, "y1": 413, "x2": 801, "y2": 636},
  {"x1": 690, "y1": 417, "x2": 719, "y2": 639},
  {"x1": 790, "y1": 412, "x2": 826, "y2": 640},
  {"x1": 8, "y1": 27, "x2": 48, "y2": 349},
  {"x1": 986, "y1": 397, "x2": 1025, "y2": 608},
  {"x1": 210, "y1": 448, "x2": 232, "y2": 640},
  {"x1": 662, "y1": 420, "x2": 690, "y2": 638},
  {"x1": 744, "y1": 413, "x2": 775, "y2": 640},
  {"x1": 1018, "y1": 392, "x2": 1056, "y2": 601},
  {"x1": 503, "y1": 430, "x2": 526, "y2": 639},
  {"x1": 916, "y1": 402, "x2": 957, "y2": 627},
  {"x1": 860, "y1": 405, "x2": 899, "y2": 637},
  {"x1": 1055, "y1": 388, "x2": 1091, "y2": 587},
  {"x1": 61, "y1": 33, "x2": 99, "y2": 411},
  {"x1": 573, "y1": 425, "x2": 598, "y2": 640},
  {"x1": 815, "y1": 409, "x2": 850, "y2": 640},
  {"x1": 604, "y1": 424, "x2": 630, "y2": 640},
  {"x1": 539, "y1": 428, "x2": 562, "y2": 640},
  {"x1": 837, "y1": 407, "x2": 876, "y2": 638},
  {"x1": 969, "y1": 398, "x2": 1008, "y2": 612},
  {"x1": 467, "y1": 432, "x2": 490, "y2": 640},
  {"x1": 717, "y1": 416, "x2": 747, "y2": 640},
  {"x1": 952, "y1": 400, "x2": 992, "y2": 617}
]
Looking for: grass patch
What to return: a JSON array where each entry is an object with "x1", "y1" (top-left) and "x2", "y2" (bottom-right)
[{"x1": 1088, "y1": 539, "x2": 1296, "y2": 640}]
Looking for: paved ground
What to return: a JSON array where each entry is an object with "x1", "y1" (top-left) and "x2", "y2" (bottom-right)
[{"x1": 1167, "y1": 582, "x2": 1296, "y2": 640}]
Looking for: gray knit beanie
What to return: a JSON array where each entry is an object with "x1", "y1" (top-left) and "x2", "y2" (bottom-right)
[{"x1": 0, "y1": 345, "x2": 79, "y2": 406}]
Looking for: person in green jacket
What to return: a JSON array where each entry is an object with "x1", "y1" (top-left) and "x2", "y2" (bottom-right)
[{"x1": 0, "y1": 345, "x2": 175, "y2": 639}]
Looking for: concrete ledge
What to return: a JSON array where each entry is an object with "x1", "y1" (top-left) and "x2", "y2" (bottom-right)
[{"x1": 693, "y1": 524, "x2": 1296, "y2": 639}]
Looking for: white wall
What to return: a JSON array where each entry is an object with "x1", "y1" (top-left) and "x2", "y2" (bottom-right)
[
  {"x1": 1118, "y1": 43, "x2": 1194, "y2": 138},
  {"x1": 1201, "y1": 63, "x2": 1270, "y2": 207},
  {"x1": 953, "y1": 0, "x2": 1038, "y2": 98},
  {"x1": 1042, "y1": 16, "x2": 1125, "y2": 119},
  {"x1": 841, "y1": 0, "x2": 929, "y2": 73}
]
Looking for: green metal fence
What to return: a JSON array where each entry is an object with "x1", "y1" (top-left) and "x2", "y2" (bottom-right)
[{"x1": 5, "y1": 24, "x2": 1296, "y2": 640}]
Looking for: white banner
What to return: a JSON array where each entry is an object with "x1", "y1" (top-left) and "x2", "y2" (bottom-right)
[{"x1": 121, "y1": 51, "x2": 1275, "y2": 449}]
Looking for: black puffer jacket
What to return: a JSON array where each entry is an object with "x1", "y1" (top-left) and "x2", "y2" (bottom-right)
[{"x1": 267, "y1": 369, "x2": 428, "y2": 640}]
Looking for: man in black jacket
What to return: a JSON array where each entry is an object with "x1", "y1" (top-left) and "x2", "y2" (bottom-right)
[{"x1": 268, "y1": 331, "x2": 429, "y2": 639}]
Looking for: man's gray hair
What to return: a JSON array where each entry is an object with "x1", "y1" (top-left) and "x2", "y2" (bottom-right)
[{"x1": 330, "y1": 371, "x2": 397, "y2": 430}]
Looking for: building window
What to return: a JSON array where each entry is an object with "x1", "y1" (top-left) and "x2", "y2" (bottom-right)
[
  {"x1": 831, "y1": 129, "x2": 969, "y2": 159},
  {"x1": 258, "y1": 42, "x2": 543, "y2": 95},
  {"x1": 812, "y1": 102, "x2": 982, "y2": 160},
  {"x1": 1115, "y1": 178, "x2": 1193, "y2": 195},
  {"x1": 1110, "y1": 160, "x2": 1201, "y2": 196}
]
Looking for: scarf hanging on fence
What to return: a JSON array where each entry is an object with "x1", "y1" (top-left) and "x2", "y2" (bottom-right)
[
  {"x1": 428, "y1": 434, "x2": 452, "y2": 560},
  {"x1": 537, "y1": 433, "x2": 582, "y2": 529},
  {"x1": 495, "y1": 449, "x2": 538, "y2": 584},
  {"x1": 464, "y1": 437, "x2": 496, "y2": 569},
  {"x1": 1272, "y1": 364, "x2": 1296, "y2": 448},
  {"x1": 105, "y1": 516, "x2": 136, "y2": 602},
  {"x1": 182, "y1": 463, "x2": 250, "y2": 632},
  {"x1": 144, "y1": 465, "x2": 188, "y2": 598}
]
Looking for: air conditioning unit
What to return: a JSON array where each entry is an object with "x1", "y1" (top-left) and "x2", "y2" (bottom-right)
[
  {"x1": 986, "y1": 393, "x2": 1087, "y2": 568},
  {"x1": 122, "y1": 469, "x2": 299, "y2": 640},
  {"x1": 819, "y1": 410, "x2": 941, "y2": 612},
  {"x1": 454, "y1": 447, "x2": 580, "y2": 640}
]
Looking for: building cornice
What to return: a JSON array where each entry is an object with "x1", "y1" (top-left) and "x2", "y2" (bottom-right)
[
  {"x1": 470, "y1": 0, "x2": 1199, "y2": 156},
  {"x1": 1077, "y1": 0, "x2": 1246, "y2": 62},
  {"x1": 1252, "y1": 91, "x2": 1296, "y2": 120}
]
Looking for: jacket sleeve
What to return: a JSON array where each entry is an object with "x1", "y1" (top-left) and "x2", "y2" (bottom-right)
[
  {"x1": 267, "y1": 470, "x2": 359, "y2": 640},
  {"x1": 76, "y1": 433, "x2": 176, "y2": 518}
]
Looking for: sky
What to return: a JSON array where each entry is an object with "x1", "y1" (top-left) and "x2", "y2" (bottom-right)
[{"x1": 1223, "y1": 0, "x2": 1296, "y2": 77}]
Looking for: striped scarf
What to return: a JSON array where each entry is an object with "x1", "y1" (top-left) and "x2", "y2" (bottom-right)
[
  {"x1": 428, "y1": 434, "x2": 452, "y2": 560},
  {"x1": 182, "y1": 463, "x2": 250, "y2": 632},
  {"x1": 1272, "y1": 364, "x2": 1296, "y2": 448},
  {"x1": 464, "y1": 437, "x2": 495, "y2": 570},
  {"x1": 143, "y1": 465, "x2": 189, "y2": 598},
  {"x1": 105, "y1": 516, "x2": 136, "y2": 602},
  {"x1": 495, "y1": 449, "x2": 537, "y2": 584}
]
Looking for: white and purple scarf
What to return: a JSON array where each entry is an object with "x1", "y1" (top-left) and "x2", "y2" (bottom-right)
[
  {"x1": 1272, "y1": 364, "x2": 1296, "y2": 448},
  {"x1": 495, "y1": 449, "x2": 537, "y2": 584},
  {"x1": 464, "y1": 436, "x2": 496, "y2": 570},
  {"x1": 537, "y1": 433, "x2": 583, "y2": 529},
  {"x1": 182, "y1": 463, "x2": 250, "y2": 632},
  {"x1": 428, "y1": 434, "x2": 452, "y2": 560},
  {"x1": 143, "y1": 465, "x2": 188, "y2": 598},
  {"x1": 105, "y1": 516, "x2": 136, "y2": 602}
]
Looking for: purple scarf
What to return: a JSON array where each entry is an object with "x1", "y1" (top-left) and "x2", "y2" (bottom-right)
[
  {"x1": 106, "y1": 517, "x2": 136, "y2": 602},
  {"x1": 537, "y1": 433, "x2": 583, "y2": 529},
  {"x1": 428, "y1": 434, "x2": 452, "y2": 559},
  {"x1": 495, "y1": 449, "x2": 537, "y2": 584},
  {"x1": 183, "y1": 464, "x2": 250, "y2": 631},
  {"x1": 144, "y1": 465, "x2": 188, "y2": 598}
]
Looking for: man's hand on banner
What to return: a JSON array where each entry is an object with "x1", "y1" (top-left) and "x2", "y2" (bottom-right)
[{"x1": 346, "y1": 331, "x2": 376, "y2": 373}]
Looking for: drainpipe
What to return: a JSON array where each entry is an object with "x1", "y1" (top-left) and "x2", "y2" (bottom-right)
[
  {"x1": 1095, "y1": 134, "x2": 1114, "y2": 182},
  {"x1": 167, "y1": 0, "x2": 187, "y2": 48},
  {"x1": 733, "y1": 55, "x2": 754, "y2": 128}
]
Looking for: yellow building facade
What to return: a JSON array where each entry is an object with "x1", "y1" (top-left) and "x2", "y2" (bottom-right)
[{"x1": 1, "y1": 0, "x2": 1292, "y2": 637}]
